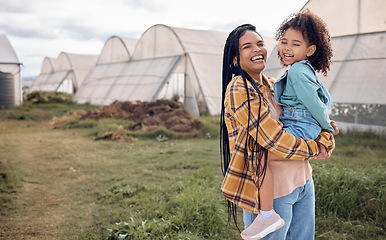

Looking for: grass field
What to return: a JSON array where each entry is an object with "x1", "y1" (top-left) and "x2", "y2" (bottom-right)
[{"x1": 0, "y1": 102, "x2": 385, "y2": 240}]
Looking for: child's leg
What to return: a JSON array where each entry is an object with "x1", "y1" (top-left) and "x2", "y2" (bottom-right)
[
  {"x1": 240, "y1": 153, "x2": 284, "y2": 240},
  {"x1": 259, "y1": 151, "x2": 281, "y2": 211},
  {"x1": 258, "y1": 158, "x2": 274, "y2": 212}
]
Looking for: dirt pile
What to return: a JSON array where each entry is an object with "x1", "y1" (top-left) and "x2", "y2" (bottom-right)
[
  {"x1": 50, "y1": 100, "x2": 202, "y2": 141},
  {"x1": 82, "y1": 99, "x2": 202, "y2": 133},
  {"x1": 49, "y1": 110, "x2": 87, "y2": 129},
  {"x1": 93, "y1": 125, "x2": 133, "y2": 142},
  {"x1": 27, "y1": 91, "x2": 73, "y2": 104}
]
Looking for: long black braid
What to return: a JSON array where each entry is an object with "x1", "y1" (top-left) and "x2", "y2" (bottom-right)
[{"x1": 220, "y1": 24, "x2": 269, "y2": 230}]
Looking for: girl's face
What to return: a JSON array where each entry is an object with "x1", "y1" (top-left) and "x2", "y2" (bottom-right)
[
  {"x1": 278, "y1": 28, "x2": 316, "y2": 66},
  {"x1": 235, "y1": 30, "x2": 267, "y2": 79}
]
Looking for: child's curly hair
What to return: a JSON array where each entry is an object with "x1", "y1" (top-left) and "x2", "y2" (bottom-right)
[{"x1": 275, "y1": 9, "x2": 333, "y2": 76}]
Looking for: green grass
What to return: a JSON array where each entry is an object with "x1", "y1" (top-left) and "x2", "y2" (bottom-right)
[
  {"x1": 0, "y1": 101, "x2": 98, "y2": 121},
  {"x1": 312, "y1": 131, "x2": 386, "y2": 239},
  {"x1": 0, "y1": 102, "x2": 385, "y2": 239},
  {"x1": 94, "y1": 137, "x2": 233, "y2": 239},
  {"x1": 0, "y1": 161, "x2": 22, "y2": 210}
]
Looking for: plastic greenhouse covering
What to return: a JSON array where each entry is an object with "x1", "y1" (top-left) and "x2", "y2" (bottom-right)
[
  {"x1": 0, "y1": 34, "x2": 22, "y2": 105},
  {"x1": 31, "y1": 52, "x2": 97, "y2": 93}
]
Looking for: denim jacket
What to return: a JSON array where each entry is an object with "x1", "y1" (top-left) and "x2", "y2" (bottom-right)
[{"x1": 273, "y1": 60, "x2": 334, "y2": 133}]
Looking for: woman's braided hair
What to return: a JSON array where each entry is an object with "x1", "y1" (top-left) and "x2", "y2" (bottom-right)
[
  {"x1": 220, "y1": 24, "x2": 268, "y2": 230},
  {"x1": 275, "y1": 9, "x2": 333, "y2": 76}
]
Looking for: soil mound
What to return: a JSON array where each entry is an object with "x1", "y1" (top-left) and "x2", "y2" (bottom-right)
[
  {"x1": 27, "y1": 91, "x2": 73, "y2": 104},
  {"x1": 49, "y1": 100, "x2": 202, "y2": 141},
  {"x1": 82, "y1": 99, "x2": 202, "y2": 133},
  {"x1": 50, "y1": 110, "x2": 87, "y2": 129},
  {"x1": 93, "y1": 125, "x2": 133, "y2": 142}
]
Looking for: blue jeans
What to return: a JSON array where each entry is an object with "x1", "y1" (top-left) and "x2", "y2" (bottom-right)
[
  {"x1": 243, "y1": 178, "x2": 315, "y2": 240},
  {"x1": 280, "y1": 107, "x2": 321, "y2": 140}
]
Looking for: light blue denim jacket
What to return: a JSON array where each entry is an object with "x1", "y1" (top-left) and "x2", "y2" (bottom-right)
[{"x1": 273, "y1": 60, "x2": 334, "y2": 133}]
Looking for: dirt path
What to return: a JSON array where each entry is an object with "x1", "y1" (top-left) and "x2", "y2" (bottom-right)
[
  {"x1": 0, "y1": 100, "x2": 203, "y2": 239},
  {"x1": 0, "y1": 121, "x2": 96, "y2": 240}
]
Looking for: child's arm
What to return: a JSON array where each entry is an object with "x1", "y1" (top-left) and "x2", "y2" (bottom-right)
[{"x1": 288, "y1": 63, "x2": 334, "y2": 133}]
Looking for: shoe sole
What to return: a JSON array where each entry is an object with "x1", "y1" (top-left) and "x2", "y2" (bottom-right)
[{"x1": 241, "y1": 219, "x2": 285, "y2": 240}]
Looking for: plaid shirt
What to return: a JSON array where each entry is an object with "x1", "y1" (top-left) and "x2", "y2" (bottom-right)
[{"x1": 221, "y1": 75, "x2": 335, "y2": 213}]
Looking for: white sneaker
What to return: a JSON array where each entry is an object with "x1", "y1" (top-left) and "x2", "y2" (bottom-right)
[{"x1": 240, "y1": 210, "x2": 285, "y2": 240}]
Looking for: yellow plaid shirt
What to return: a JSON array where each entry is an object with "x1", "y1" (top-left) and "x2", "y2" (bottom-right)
[{"x1": 221, "y1": 75, "x2": 335, "y2": 213}]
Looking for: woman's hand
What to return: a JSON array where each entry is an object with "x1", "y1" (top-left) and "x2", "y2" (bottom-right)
[
  {"x1": 314, "y1": 142, "x2": 328, "y2": 160},
  {"x1": 331, "y1": 120, "x2": 339, "y2": 135},
  {"x1": 314, "y1": 122, "x2": 338, "y2": 160}
]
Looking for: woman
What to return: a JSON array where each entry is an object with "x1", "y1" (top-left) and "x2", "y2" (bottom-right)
[{"x1": 220, "y1": 24, "x2": 337, "y2": 239}]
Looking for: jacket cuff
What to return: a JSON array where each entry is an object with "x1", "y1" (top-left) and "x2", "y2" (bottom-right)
[{"x1": 315, "y1": 130, "x2": 335, "y2": 157}]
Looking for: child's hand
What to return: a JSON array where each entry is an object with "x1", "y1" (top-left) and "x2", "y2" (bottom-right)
[{"x1": 330, "y1": 120, "x2": 339, "y2": 135}]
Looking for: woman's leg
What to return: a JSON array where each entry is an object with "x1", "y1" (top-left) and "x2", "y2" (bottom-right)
[
  {"x1": 243, "y1": 209, "x2": 258, "y2": 229},
  {"x1": 288, "y1": 178, "x2": 315, "y2": 240},
  {"x1": 243, "y1": 181, "x2": 314, "y2": 240},
  {"x1": 261, "y1": 190, "x2": 295, "y2": 240},
  {"x1": 261, "y1": 179, "x2": 314, "y2": 240}
]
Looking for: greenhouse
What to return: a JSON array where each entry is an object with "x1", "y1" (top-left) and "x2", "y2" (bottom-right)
[
  {"x1": 30, "y1": 57, "x2": 56, "y2": 92},
  {"x1": 72, "y1": 36, "x2": 138, "y2": 105},
  {"x1": 74, "y1": 24, "x2": 229, "y2": 116},
  {"x1": 31, "y1": 52, "x2": 98, "y2": 93}
]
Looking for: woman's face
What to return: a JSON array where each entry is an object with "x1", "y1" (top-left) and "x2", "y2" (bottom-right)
[{"x1": 235, "y1": 30, "x2": 267, "y2": 79}]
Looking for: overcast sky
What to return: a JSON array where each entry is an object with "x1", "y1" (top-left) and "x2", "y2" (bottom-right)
[{"x1": 0, "y1": 0, "x2": 308, "y2": 78}]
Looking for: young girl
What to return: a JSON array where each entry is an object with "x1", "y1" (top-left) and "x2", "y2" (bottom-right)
[
  {"x1": 274, "y1": 9, "x2": 335, "y2": 140},
  {"x1": 240, "y1": 10, "x2": 336, "y2": 239}
]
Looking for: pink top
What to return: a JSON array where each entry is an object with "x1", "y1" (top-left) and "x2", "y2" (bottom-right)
[{"x1": 265, "y1": 81, "x2": 312, "y2": 198}]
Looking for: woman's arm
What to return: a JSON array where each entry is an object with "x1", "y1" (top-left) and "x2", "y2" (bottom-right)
[
  {"x1": 268, "y1": 120, "x2": 339, "y2": 161},
  {"x1": 227, "y1": 76, "x2": 335, "y2": 160}
]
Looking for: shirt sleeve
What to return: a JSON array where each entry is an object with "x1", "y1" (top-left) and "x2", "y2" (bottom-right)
[
  {"x1": 227, "y1": 77, "x2": 335, "y2": 160},
  {"x1": 288, "y1": 63, "x2": 335, "y2": 133}
]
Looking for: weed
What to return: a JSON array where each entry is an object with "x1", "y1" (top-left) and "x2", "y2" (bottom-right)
[{"x1": 156, "y1": 135, "x2": 169, "y2": 142}]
